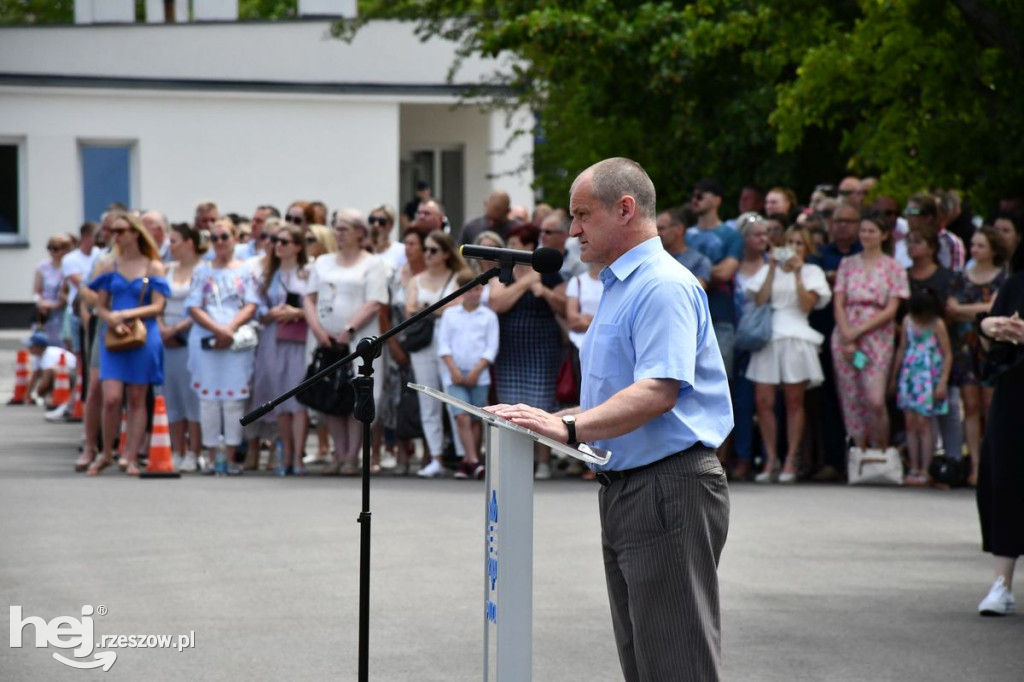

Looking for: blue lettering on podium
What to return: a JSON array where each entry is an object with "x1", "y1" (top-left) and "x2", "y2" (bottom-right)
[
  {"x1": 488, "y1": 490, "x2": 499, "y2": 523},
  {"x1": 487, "y1": 556, "x2": 498, "y2": 590},
  {"x1": 485, "y1": 599, "x2": 497, "y2": 624}
]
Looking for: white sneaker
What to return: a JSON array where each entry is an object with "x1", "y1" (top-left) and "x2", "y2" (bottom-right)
[
  {"x1": 171, "y1": 453, "x2": 183, "y2": 470},
  {"x1": 978, "y1": 576, "x2": 1015, "y2": 616},
  {"x1": 534, "y1": 461, "x2": 552, "y2": 480},
  {"x1": 379, "y1": 452, "x2": 398, "y2": 470},
  {"x1": 179, "y1": 452, "x2": 198, "y2": 473},
  {"x1": 417, "y1": 459, "x2": 445, "y2": 478},
  {"x1": 44, "y1": 402, "x2": 69, "y2": 422}
]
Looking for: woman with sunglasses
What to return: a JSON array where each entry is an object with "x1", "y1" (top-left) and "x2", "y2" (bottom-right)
[
  {"x1": 248, "y1": 223, "x2": 310, "y2": 474},
  {"x1": 34, "y1": 235, "x2": 73, "y2": 345},
  {"x1": 185, "y1": 217, "x2": 261, "y2": 474},
  {"x1": 159, "y1": 224, "x2": 206, "y2": 473},
  {"x1": 405, "y1": 229, "x2": 471, "y2": 478},
  {"x1": 82, "y1": 212, "x2": 169, "y2": 476},
  {"x1": 305, "y1": 209, "x2": 389, "y2": 475}
]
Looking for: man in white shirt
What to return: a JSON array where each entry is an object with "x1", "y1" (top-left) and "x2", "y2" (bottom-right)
[{"x1": 60, "y1": 221, "x2": 99, "y2": 357}]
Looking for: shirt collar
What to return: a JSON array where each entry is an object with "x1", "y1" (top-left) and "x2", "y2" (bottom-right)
[{"x1": 601, "y1": 237, "x2": 662, "y2": 288}]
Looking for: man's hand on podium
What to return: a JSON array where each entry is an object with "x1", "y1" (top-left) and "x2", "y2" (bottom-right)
[{"x1": 485, "y1": 404, "x2": 576, "y2": 444}]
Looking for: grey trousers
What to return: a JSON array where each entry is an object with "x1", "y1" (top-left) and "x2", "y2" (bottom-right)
[{"x1": 599, "y1": 447, "x2": 730, "y2": 682}]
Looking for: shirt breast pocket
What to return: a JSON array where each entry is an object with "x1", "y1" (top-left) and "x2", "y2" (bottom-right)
[{"x1": 587, "y1": 323, "x2": 629, "y2": 380}]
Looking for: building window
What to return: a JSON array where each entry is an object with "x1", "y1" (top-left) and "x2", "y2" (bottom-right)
[
  {"x1": 0, "y1": 142, "x2": 24, "y2": 242},
  {"x1": 81, "y1": 143, "x2": 134, "y2": 222}
]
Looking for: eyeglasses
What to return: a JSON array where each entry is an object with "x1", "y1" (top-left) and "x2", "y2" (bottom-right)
[
  {"x1": 424, "y1": 246, "x2": 441, "y2": 255},
  {"x1": 109, "y1": 227, "x2": 129, "y2": 235},
  {"x1": 691, "y1": 192, "x2": 705, "y2": 201},
  {"x1": 258, "y1": 233, "x2": 271, "y2": 241},
  {"x1": 238, "y1": 233, "x2": 252, "y2": 242},
  {"x1": 47, "y1": 245, "x2": 63, "y2": 251},
  {"x1": 285, "y1": 214, "x2": 304, "y2": 225},
  {"x1": 210, "y1": 233, "x2": 233, "y2": 243},
  {"x1": 903, "y1": 207, "x2": 925, "y2": 217},
  {"x1": 305, "y1": 236, "x2": 318, "y2": 245},
  {"x1": 368, "y1": 216, "x2": 390, "y2": 227},
  {"x1": 271, "y1": 236, "x2": 295, "y2": 246}
]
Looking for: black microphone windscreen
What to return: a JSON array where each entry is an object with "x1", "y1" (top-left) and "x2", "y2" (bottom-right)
[{"x1": 532, "y1": 248, "x2": 564, "y2": 274}]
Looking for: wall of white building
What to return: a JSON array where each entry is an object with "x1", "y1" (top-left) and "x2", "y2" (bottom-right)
[{"x1": 0, "y1": 20, "x2": 534, "y2": 311}]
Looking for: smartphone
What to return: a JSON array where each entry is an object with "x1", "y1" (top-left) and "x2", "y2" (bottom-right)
[
  {"x1": 852, "y1": 350, "x2": 869, "y2": 370},
  {"x1": 772, "y1": 246, "x2": 794, "y2": 263},
  {"x1": 201, "y1": 336, "x2": 217, "y2": 350}
]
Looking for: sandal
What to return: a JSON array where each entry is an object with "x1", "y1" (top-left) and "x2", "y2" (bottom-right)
[
  {"x1": 369, "y1": 463, "x2": 382, "y2": 475},
  {"x1": 75, "y1": 450, "x2": 97, "y2": 473},
  {"x1": 86, "y1": 457, "x2": 113, "y2": 476},
  {"x1": 321, "y1": 461, "x2": 342, "y2": 476},
  {"x1": 118, "y1": 457, "x2": 129, "y2": 472},
  {"x1": 124, "y1": 462, "x2": 141, "y2": 476},
  {"x1": 339, "y1": 462, "x2": 359, "y2": 476}
]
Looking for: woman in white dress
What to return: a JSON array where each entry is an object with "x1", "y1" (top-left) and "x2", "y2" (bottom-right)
[
  {"x1": 745, "y1": 226, "x2": 832, "y2": 483},
  {"x1": 304, "y1": 209, "x2": 389, "y2": 475}
]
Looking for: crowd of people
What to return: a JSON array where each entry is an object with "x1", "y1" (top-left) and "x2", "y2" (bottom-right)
[{"x1": 19, "y1": 178, "x2": 1024, "y2": 491}]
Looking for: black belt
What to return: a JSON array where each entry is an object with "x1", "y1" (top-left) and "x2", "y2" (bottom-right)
[{"x1": 594, "y1": 443, "x2": 704, "y2": 487}]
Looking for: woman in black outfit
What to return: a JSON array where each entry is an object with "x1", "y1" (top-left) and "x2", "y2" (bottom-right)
[{"x1": 975, "y1": 241, "x2": 1024, "y2": 616}]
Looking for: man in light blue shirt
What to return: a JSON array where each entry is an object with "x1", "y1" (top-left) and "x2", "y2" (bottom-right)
[{"x1": 489, "y1": 157, "x2": 732, "y2": 681}]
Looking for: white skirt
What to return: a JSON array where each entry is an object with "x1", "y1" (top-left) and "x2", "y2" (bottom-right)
[{"x1": 746, "y1": 337, "x2": 824, "y2": 387}]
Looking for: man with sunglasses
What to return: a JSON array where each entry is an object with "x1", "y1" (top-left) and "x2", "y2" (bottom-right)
[
  {"x1": 905, "y1": 193, "x2": 965, "y2": 271},
  {"x1": 838, "y1": 176, "x2": 865, "y2": 208},
  {"x1": 685, "y1": 178, "x2": 743, "y2": 378},
  {"x1": 236, "y1": 204, "x2": 280, "y2": 260},
  {"x1": 539, "y1": 210, "x2": 587, "y2": 280}
]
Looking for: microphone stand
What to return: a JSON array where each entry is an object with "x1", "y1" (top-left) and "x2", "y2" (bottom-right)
[{"x1": 240, "y1": 261, "x2": 514, "y2": 682}]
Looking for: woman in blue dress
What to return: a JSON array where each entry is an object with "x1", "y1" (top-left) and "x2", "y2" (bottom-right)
[{"x1": 84, "y1": 212, "x2": 169, "y2": 476}]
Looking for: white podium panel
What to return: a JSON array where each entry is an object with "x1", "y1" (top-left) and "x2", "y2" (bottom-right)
[{"x1": 407, "y1": 384, "x2": 611, "y2": 682}]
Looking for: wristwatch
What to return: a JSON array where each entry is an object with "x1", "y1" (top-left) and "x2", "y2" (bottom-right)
[{"x1": 561, "y1": 415, "x2": 579, "y2": 446}]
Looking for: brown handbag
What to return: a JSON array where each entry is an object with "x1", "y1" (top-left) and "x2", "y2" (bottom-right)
[{"x1": 104, "y1": 277, "x2": 149, "y2": 352}]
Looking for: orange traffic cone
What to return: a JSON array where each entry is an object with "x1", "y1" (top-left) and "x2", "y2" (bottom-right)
[
  {"x1": 7, "y1": 349, "x2": 30, "y2": 405},
  {"x1": 117, "y1": 409, "x2": 129, "y2": 457},
  {"x1": 140, "y1": 395, "x2": 179, "y2": 479},
  {"x1": 50, "y1": 354, "x2": 71, "y2": 407},
  {"x1": 68, "y1": 363, "x2": 84, "y2": 422}
]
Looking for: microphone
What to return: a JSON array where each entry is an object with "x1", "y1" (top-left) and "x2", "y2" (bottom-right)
[{"x1": 460, "y1": 245, "x2": 563, "y2": 274}]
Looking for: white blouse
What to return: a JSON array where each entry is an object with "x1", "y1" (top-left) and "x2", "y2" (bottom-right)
[{"x1": 744, "y1": 263, "x2": 832, "y2": 345}]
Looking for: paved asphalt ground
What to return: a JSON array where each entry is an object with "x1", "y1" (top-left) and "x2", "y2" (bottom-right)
[{"x1": 1, "y1": 330, "x2": 1021, "y2": 681}]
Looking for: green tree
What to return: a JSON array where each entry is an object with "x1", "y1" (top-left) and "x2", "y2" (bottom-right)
[
  {"x1": 343, "y1": 1, "x2": 1023, "y2": 212},
  {"x1": 0, "y1": 0, "x2": 73, "y2": 24}
]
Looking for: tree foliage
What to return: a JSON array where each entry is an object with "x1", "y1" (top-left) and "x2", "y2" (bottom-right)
[
  {"x1": 344, "y1": 1, "x2": 1024, "y2": 213},
  {"x1": 0, "y1": 0, "x2": 73, "y2": 24}
]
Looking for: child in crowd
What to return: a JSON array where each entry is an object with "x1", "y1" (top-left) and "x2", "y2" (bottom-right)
[
  {"x1": 889, "y1": 288, "x2": 952, "y2": 486},
  {"x1": 24, "y1": 331, "x2": 77, "y2": 408},
  {"x1": 437, "y1": 270, "x2": 499, "y2": 480}
]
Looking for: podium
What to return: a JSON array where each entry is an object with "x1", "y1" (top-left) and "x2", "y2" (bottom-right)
[{"x1": 409, "y1": 384, "x2": 610, "y2": 681}]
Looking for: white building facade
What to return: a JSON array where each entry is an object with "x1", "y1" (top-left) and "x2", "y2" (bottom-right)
[{"x1": 0, "y1": 4, "x2": 534, "y2": 324}]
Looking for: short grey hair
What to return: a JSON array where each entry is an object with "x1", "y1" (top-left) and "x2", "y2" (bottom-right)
[{"x1": 573, "y1": 157, "x2": 656, "y2": 222}]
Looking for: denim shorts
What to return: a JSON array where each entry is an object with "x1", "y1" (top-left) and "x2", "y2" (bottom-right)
[{"x1": 444, "y1": 383, "x2": 490, "y2": 417}]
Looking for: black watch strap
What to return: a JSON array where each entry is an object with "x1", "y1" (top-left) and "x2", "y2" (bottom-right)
[{"x1": 563, "y1": 416, "x2": 578, "y2": 446}]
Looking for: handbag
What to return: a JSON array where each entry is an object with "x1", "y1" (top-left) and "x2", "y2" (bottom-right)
[
  {"x1": 230, "y1": 325, "x2": 258, "y2": 351},
  {"x1": 401, "y1": 272, "x2": 455, "y2": 353},
  {"x1": 395, "y1": 365, "x2": 423, "y2": 440},
  {"x1": 296, "y1": 345, "x2": 356, "y2": 416},
  {"x1": 556, "y1": 348, "x2": 579, "y2": 404},
  {"x1": 735, "y1": 304, "x2": 772, "y2": 351},
  {"x1": 276, "y1": 291, "x2": 309, "y2": 343},
  {"x1": 847, "y1": 445, "x2": 903, "y2": 486},
  {"x1": 104, "y1": 277, "x2": 149, "y2": 353}
]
